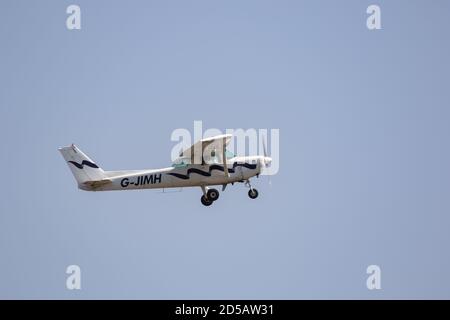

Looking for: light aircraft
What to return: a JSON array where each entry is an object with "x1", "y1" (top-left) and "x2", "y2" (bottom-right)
[{"x1": 59, "y1": 134, "x2": 272, "y2": 206}]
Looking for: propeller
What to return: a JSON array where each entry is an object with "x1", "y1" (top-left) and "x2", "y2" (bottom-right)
[
  {"x1": 260, "y1": 134, "x2": 273, "y2": 185},
  {"x1": 222, "y1": 138, "x2": 229, "y2": 177}
]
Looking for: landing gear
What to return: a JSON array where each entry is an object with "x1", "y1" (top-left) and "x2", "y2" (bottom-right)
[
  {"x1": 200, "y1": 187, "x2": 219, "y2": 206},
  {"x1": 248, "y1": 188, "x2": 259, "y2": 199},
  {"x1": 207, "y1": 188, "x2": 219, "y2": 201},
  {"x1": 245, "y1": 180, "x2": 259, "y2": 199},
  {"x1": 201, "y1": 195, "x2": 213, "y2": 206}
]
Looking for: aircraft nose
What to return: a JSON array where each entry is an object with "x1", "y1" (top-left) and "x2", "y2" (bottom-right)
[{"x1": 259, "y1": 156, "x2": 272, "y2": 167}]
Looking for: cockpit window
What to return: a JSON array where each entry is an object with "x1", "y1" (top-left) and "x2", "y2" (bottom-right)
[
  {"x1": 225, "y1": 150, "x2": 235, "y2": 159},
  {"x1": 172, "y1": 157, "x2": 190, "y2": 168}
]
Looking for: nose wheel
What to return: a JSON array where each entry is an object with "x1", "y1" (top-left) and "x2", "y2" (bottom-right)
[
  {"x1": 245, "y1": 180, "x2": 259, "y2": 199},
  {"x1": 248, "y1": 188, "x2": 259, "y2": 199}
]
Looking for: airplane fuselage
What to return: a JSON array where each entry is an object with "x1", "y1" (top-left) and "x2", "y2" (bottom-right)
[{"x1": 79, "y1": 156, "x2": 262, "y2": 191}]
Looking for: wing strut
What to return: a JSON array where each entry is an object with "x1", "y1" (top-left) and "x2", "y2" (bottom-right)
[{"x1": 222, "y1": 137, "x2": 229, "y2": 177}]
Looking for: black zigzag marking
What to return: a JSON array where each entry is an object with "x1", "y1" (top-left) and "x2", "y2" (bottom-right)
[
  {"x1": 68, "y1": 160, "x2": 99, "y2": 169},
  {"x1": 167, "y1": 163, "x2": 257, "y2": 180}
]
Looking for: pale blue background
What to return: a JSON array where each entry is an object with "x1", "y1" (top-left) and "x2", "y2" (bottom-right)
[{"x1": 1, "y1": 0, "x2": 450, "y2": 299}]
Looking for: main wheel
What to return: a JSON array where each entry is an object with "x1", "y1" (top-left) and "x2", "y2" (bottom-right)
[
  {"x1": 206, "y1": 188, "x2": 220, "y2": 201},
  {"x1": 248, "y1": 188, "x2": 259, "y2": 199},
  {"x1": 201, "y1": 195, "x2": 213, "y2": 206}
]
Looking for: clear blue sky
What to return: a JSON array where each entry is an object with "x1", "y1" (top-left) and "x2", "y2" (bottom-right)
[{"x1": 1, "y1": 0, "x2": 450, "y2": 299}]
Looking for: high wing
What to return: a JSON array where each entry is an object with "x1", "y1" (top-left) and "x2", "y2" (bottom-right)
[{"x1": 177, "y1": 134, "x2": 233, "y2": 176}]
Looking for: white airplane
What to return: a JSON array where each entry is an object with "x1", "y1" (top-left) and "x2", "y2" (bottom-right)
[{"x1": 59, "y1": 134, "x2": 272, "y2": 206}]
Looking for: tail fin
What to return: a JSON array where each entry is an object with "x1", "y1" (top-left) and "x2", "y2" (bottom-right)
[{"x1": 59, "y1": 144, "x2": 106, "y2": 186}]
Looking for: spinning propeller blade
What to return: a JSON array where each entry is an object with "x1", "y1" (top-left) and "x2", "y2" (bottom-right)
[
  {"x1": 222, "y1": 137, "x2": 229, "y2": 177},
  {"x1": 261, "y1": 134, "x2": 273, "y2": 185}
]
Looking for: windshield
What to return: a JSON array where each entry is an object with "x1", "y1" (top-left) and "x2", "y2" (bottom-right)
[{"x1": 225, "y1": 150, "x2": 235, "y2": 159}]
